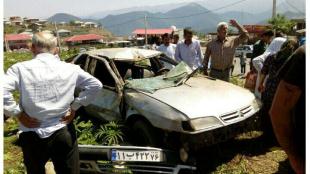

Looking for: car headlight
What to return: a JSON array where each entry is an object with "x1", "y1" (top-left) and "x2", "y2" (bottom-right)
[
  {"x1": 188, "y1": 117, "x2": 223, "y2": 131},
  {"x1": 251, "y1": 98, "x2": 262, "y2": 112}
]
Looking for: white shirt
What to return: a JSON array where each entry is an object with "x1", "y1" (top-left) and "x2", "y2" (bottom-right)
[
  {"x1": 157, "y1": 43, "x2": 176, "y2": 69},
  {"x1": 157, "y1": 43, "x2": 176, "y2": 60},
  {"x1": 3, "y1": 53, "x2": 102, "y2": 138},
  {"x1": 175, "y1": 39, "x2": 203, "y2": 70},
  {"x1": 252, "y1": 37, "x2": 287, "y2": 71}
]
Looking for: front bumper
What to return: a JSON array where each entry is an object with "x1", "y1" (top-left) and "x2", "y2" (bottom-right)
[{"x1": 180, "y1": 114, "x2": 258, "y2": 150}]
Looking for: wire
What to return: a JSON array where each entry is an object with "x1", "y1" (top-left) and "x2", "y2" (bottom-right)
[
  {"x1": 148, "y1": 0, "x2": 249, "y2": 19},
  {"x1": 103, "y1": 17, "x2": 144, "y2": 28},
  {"x1": 284, "y1": 0, "x2": 305, "y2": 15},
  {"x1": 102, "y1": 0, "x2": 249, "y2": 28}
]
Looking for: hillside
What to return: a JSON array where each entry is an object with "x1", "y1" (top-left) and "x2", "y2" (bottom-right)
[
  {"x1": 48, "y1": 13, "x2": 82, "y2": 23},
  {"x1": 46, "y1": 1, "x2": 305, "y2": 36}
]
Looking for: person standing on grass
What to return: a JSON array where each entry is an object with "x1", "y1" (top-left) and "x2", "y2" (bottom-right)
[
  {"x1": 269, "y1": 45, "x2": 305, "y2": 174},
  {"x1": 252, "y1": 31, "x2": 286, "y2": 98},
  {"x1": 258, "y1": 40, "x2": 299, "y2": 144},
  {"x1": 240, "y1": 52, "x2": 246, "y2": 74},
  {"x1": 3, "y1": 32, "x2": 103, "y2": 174},
  {"x1": 203, "y1": 19, "x2": 249, "y2": 82}
]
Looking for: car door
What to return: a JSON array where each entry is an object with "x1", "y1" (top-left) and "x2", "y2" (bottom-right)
[{"x1": 83, "y1": 56, "x2": 123, "y2": 122}]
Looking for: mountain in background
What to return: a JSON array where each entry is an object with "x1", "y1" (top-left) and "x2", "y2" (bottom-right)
[
  {"x1": 99, "y1": 3, "x2": 221, "y2": 36},
  {"x1": 47, "y1": 2, "x2": 305, "y2": 36},
  {"x1": 48, "y1": 13, "x2": 82, "y2": 23},
  {"x1": 84, "y1": 2, "x2": 189, "y2": 19}
]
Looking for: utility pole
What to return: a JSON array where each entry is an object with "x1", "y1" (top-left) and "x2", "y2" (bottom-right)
[
  {"x1": 144, "y1": 15, "x2": 148, "y2": 45},
  {"x1": 272, "y1": 0, "x2": 276, "y2": 18},
  {"x1": 54, "y1": 22, "x2": 61, "y2": 54}
]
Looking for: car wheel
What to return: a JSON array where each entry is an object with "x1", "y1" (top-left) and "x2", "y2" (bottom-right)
[{"x1": 132, "y1": 120, "x2": 162, "y2": 147}]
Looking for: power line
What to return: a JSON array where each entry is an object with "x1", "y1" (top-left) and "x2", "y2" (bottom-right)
[
  {"x1": 102, "y1": 0, "x2": 249, "y2": 28},
  {"x1": 103, "y1": 17, "x2": 144, "y2": 28},
  {"x1": 148, "y1": 0, "x2": 249, "y2": 20},
  {"x1": 284, "y1": 0, "x2": 305, "y2": 15}
]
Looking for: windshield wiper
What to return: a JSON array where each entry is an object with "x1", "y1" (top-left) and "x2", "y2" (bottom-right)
[{"x1": 176, "y1": 67, "x2": 201, "y2": 86}]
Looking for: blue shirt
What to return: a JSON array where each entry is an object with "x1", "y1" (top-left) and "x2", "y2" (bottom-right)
[{"x1": 175, "y1": 39, "x2": 203, "y2": 70}]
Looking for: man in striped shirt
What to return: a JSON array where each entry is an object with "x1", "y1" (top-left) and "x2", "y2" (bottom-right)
[{"x1": 203, "y1": 19, "x2": 249, "y2": 82}]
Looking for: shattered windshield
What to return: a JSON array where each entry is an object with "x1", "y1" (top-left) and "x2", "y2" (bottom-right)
[{"x1": 125, "y1": 62, "x2": 192, "y2": 93}]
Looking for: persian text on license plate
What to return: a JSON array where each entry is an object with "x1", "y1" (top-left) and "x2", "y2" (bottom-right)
[{"x1": 111, "y1": 149, "x2": 163, "y2": 162}]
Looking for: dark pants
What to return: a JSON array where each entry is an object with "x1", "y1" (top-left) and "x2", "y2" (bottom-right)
[
  {"x1": 19, "y1": 123, "x2": 79, "y2": 174},
  {"x1": 210, "y1": 68, "x2": 230, "y2": 82},
  {"x1": 241, "y1": 64, "x2": 246, "y2": 74}
]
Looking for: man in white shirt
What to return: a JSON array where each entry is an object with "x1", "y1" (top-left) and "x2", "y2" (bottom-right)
[
  {"x1": 175, "y1": 28, "x2": 203, "y2": 70},
  {"x1": 157, "y1": 33, "x2": 176, "y2": 69},
  {"x1": 3, "y1": 32, "x2": 103, "y2": 174}
]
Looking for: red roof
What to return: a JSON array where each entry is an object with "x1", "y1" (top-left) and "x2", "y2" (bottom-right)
[
  {"x1": 133, "y1": 28, "x2": 173, "y2": 35},
  {"x1": 5, "y1": 34, "x2": 32, "y2": 41},
  {"x1": 64, "y1": 34, "x2": 103, "y2": 42}
]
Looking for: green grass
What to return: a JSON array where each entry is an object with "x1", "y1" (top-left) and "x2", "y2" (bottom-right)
[{"x1": 4, "y1": 119, "x2": 25, "y2": 174}]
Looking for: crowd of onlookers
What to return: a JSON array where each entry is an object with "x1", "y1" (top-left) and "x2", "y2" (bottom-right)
[
  {"x1": 3, "y1": 18, "x2": 305, "y2": 173},
  {"x1": 154, "y1": 20, "x2": 305, "y2": 174}
]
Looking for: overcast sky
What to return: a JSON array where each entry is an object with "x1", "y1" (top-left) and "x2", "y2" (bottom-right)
[{"x1": 4, "y1": 0, "x2": 305, "y2": 18}]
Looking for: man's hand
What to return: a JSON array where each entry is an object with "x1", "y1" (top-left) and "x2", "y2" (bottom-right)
[
  {"x1": 229, "y1": 19, "x2": 239, "y2": 28},
  {"x1": 17, "y1": 112, "x2": 40, "y2": 128},
  {"x1": 61, "y1": 108, "x2": 76, "y2": 124},
  {"x1": 258, "y1": 83, "x2": 265, "y2": 93}
]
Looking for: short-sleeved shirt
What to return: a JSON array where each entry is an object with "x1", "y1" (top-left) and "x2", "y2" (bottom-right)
[{"x1": 206, "y1": 33, "x2": 248, "y2": 70}]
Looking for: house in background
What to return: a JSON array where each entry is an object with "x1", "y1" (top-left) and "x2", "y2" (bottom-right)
[
  {"x1": 84, "y1": 22, "x2": 98, "y2": 28},
  {"x1": 9, "y1": 16, "x2": 23, "y2": 26},
  {"x1": 64, "y1": 34, "x2": 104, "y2": 46},
  {"x1": 57, "y1": 29, "x2": 71, "y2": 37},
  {"x1": 4, "y1": 34, "x2": 32, "y2": 51}
]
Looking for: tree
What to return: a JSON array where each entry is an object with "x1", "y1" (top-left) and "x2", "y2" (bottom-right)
[{"x1": 268, "y1": 14, "x2": 296, "y2": 34}]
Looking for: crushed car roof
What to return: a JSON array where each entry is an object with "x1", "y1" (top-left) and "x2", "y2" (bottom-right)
[{"x1": 87, "y1": 48, "x2": 163, "y2": 61}]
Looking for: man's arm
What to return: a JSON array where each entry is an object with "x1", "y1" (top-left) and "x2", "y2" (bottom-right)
[
  {"x1": 4, "y1": 65, "x2": 40, "y2": 127},
  {"x1": 230, "y1": 19, "x2": 249, "y2": 46},
  {"x1": 269, "y1": 80, "x2": 303, "y2": 173},
  {"x1": 203, "y1": 45, "x2": 211, "y2": 75},
  {"x1": 3, "y1": 65, "x2": 23, "y2": 117},
  {"x1": 252, "y1": 53, "x2": 267, "y2": 72},
  {"x1": 70, "y1": 67, "x2": 103, "y2": 111},
  {"x1": 174, "y1": 44, "x2": 182, "y2": 62},
  {"x1": 196, "y1": 41, "x2": 203, "y2": 65}
]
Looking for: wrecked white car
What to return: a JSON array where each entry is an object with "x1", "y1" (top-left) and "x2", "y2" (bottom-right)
[{"x1": 70, "y1": 48, "x2": 261, "y2": 154}]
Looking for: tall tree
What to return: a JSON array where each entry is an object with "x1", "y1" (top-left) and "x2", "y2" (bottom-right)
[{"x1": 268, "y1": 14, "x2": 296, "y2": 34}]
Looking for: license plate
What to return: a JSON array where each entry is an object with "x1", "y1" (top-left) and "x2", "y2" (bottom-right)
[{"x1": 111, "y1": 149, "x2": 163, "y2": 162}]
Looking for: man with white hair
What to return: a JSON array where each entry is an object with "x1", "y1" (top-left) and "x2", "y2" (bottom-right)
[
  {"x1": 203, "y1": 19, "x2": 249, "y2": 81},
  {"x1": 3, "y1": 32, "x2": 103, "y2": 174}
]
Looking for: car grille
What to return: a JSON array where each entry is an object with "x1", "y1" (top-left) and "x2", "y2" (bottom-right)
[
  {"x1": 80, "y1": 160, "x2": 196, "y2": 174},
  {"x1": 220, "y1": 105, "x2": 252, "y2": 123}
]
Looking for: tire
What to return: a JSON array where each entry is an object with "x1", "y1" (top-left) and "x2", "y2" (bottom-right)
[{"x1": 132, "y1": 120, "x2": 162, "y2": 147}]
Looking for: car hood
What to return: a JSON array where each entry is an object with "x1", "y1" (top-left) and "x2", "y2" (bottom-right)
[{"x1": 140, "y1": 76, "x2": 256, "y2": 119}]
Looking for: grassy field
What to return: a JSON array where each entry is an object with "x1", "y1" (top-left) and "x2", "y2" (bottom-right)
[{"x1": 3, "y1": 51, "x2": 293, "y2": 174}]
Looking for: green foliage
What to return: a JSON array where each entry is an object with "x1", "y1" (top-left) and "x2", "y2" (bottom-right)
[
  {"x1": 268, "y1": 14, "x2": 296, "y2": 34},
  {"x1": 4, "y1": 52, "x2": 33, "y2": 71},
  {"x1": 73, "y1": 117, "x2": 98, "y2": 145},
  {"x1": 74, "y1": 118, "x2": 124, "y2": 146},
  {"x1": 95, "y1": 121, "x2": 124, "y2": 146},
  {"x1": 230, "y1": 76, "x2": 245, "y2": 87}
]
